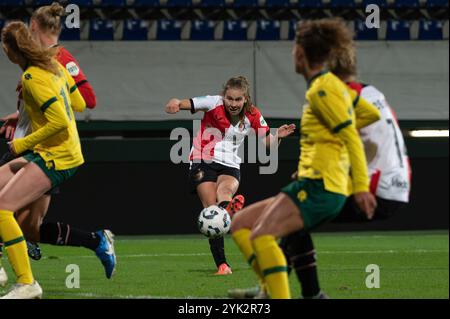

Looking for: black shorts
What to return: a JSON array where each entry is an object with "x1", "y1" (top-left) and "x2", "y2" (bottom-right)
[
  {"x1": 0, "y1": 151, "x2": 16, "y2": 166},
  {"x1": 332, "y1": 195, "x2": 407, "y2": 223},
  {"x1": 189, "y1": 161, "x2": 240, "y2": 193},
  {"x1": 0, "y1": 150, "x2": 60, "y2": 195}
]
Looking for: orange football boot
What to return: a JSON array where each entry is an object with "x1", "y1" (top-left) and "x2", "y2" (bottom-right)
[{"x1": 226, "y1": 195, "x2": 245, "y2": 219}]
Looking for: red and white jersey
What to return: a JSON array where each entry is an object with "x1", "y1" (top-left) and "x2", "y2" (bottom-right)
[
  {"x1": 56, "y1": 46, "x2": 97, "y2": 109},
  {"x1": 350, "y1": 83, "x2": 411, "y2": 203},
  {"x1": 14, "y1": 45, "x2": 96, "y2": 140},
  {"x1": 189, "y1": 95, "x2": 270, "y2": 169}
]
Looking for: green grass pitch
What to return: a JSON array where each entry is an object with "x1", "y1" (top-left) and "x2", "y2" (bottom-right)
[{"x1": 1, "y1": 230, "x2": 448, "y2": 299}]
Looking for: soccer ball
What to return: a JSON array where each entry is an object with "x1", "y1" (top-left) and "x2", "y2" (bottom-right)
[{"x1": 197, "y1": 205, "x2": 231, "y2": 238}]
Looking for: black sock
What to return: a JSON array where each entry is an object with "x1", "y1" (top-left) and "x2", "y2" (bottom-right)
[
  {"x1": 218, "y1": 201, "x2": 230, "y2": 209},
  {"x1": 208, "y1": 236, "x2": 227, "y2": 267},
  {"x1": 278, "y1": 237, "x2": 292, "y2": 275},
  {"x1": 39, "y1": 222, "x2": 101, "y2": 252},
  {"x1": 286, "y1": 231, "x2": 321, "y2": 298}
]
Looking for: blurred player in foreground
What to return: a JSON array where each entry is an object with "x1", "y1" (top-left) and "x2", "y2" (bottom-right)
[
  {"x1": 230, "y1": 19, "x2": 376, "y2": 299},
  {"x1": 0, "y1": 3, "x2": 114, "y2": 288}
]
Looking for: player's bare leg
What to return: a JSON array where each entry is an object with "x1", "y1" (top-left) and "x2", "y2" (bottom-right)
[
  {"x1": 15, "y1": 195, "x2": 51, "y2": 261},
  {"x1": 248, "y1": 193, "x2": 304, "y2": 298},
  {"x1": 0, "y1": 157, "x2": 32, "y2": 287},
  {"x1": 216, "y1": 175, "x2": 239, "y2": 204},
  {"x1": 251, "y1": 193, "x2": 303, "y2": 240},
  {"x1": 197, "y1": 181, "x2": 217, "y2": 207},
  {"x1": 0, "y1": 161, "x2": 49, "y2": 299},
  {"x1": 0, "y1": 157, "x2": 28, "y2": 191},
  {"x1": 197, "y1": 180, "x2": 233, "y2": 275},
  {"x1": 228, "y1": 197, "x2": 275, "y2": 298},
  {"x1": 231, "y1": 197, "x2": 275, "y2": 232},
  {"x1": 216, "y1": 175, "x2": 245, "y2": 218},
  {"x1": 16, "y1": 195, "x2": 50, "y2": 243}
]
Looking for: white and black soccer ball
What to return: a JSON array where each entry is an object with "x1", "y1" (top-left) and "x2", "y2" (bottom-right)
[{"x1": 197, "y1": 205, "x2": 231, "y2": 238}]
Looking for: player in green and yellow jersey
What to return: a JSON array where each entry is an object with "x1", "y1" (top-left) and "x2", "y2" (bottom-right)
[
  {"x1": 0, "y1": 21, "x2": 90, "y2": 299},
  {"x1": 230, "y1": 19, "x2": 377, "y2": 299},
  {"x1": 0, "y1": 5, "x2": 115, "y2": 287}
]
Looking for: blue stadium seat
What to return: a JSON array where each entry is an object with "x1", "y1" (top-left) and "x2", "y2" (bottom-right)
[
  {"x1": 134, "y1": 0, "x2": 161, "y2": 6},
  {"x1": 232, "y1": 0, "x2": 258, "y2": 7},
  {"x1": 265, "y1": 0, "x2": 290, "y2": 7},
  {"x1": 60, "y1": 21, "x2": 81, "y2": 41},
  {"x1": 298, "y1": 0, "x2": 323, "y2": 8},
  {"x1": 330, "y1": 0, "x2": 356, "y2": 8},
  {"x1": 256, "y1": 20, "x2": 280, "y2": 40},
  {"x1": 30, "y1": 0, "x2": 54, "y2": 5},
  {"x1": 156, "y1": 20, "x2": 182, "y2": 40},
  {"x1": 288, "y1": 20, "x2": 297, "y2": 40},
  {"x1": 199, "y1": 0, "x2": 225, "y2": 6},
  {"x1": 393, "y1": 0, "x2": 420, "y2": 8},
  {"x1": 0, "y1": 0, "x2": 25, "y2": 5},
  {"x1": 190, "y1": 20, "x2": 215, "y2": 40},
  {"x1": 123, "y1": 19, "x2": 149, "y2": 40},
  {"x1": 426, "y1": 0, "x2": 449, "y2": 7},
  {"x1": 100, "y1": 0, "x2": 127, "y2": 6},
  {"x1": 386, "y1": 20, "x2": 411, "y2": 40},
  {"x1": 355, "y1": 20, "x2": 378, "y2": 40},
  {"x1": 418, "y1": 20, "x2": 444, "y2": 40},
  {"x1": 362, "y1": 0, "x2": 387, "y2": 8},
  {"x1": 89, "y1": 20, "x2": 114, "y2": 41},
  {"x1": 223, "y1": 20, "x2": 248, "y2": 40},
  {"x1": 166, "y1": 0, "x2": 193, "y2": 7},
  {"x1": 68, "y1": 0, "x2": 94, "y2": 5}
]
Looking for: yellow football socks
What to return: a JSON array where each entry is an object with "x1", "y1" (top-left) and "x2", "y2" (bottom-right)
[
  {"x1": 252, "y1": 235, "x2": 291, "y2": 299},
  {"x1": 0, "y1": 210, "x2": 34, "y2": 284},
  {"x1": 232, "y1": 228, "x2": 264, "y2": 281}
]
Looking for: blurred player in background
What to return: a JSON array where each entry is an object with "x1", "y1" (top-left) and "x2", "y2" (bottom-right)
[
  {"x1": 0, "y1": 3, "x2": 113, "y2": 289},
  {"x1": 329, "y1": 48, "x2": 411, "y2": 222},
  {"x1": 0, "y1": 21, "x2": 88, "y2": 298},
  {"x1": 230, "y1": 19, "x2": 376, "y2": 299},
  {"x1": 165, "y1": 76, "x2": 295, "y2": 275}
]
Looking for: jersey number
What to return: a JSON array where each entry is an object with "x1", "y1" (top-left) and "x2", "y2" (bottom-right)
[
  {"x1": 386, "y1": 119, "x2": 404, "y2": 168},
  {"x1": 60, "y1": 88, "x2": 72, "y2": 121}
]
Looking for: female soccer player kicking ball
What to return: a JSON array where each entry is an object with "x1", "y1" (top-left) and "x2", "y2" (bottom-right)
[
  {"x1": 230, "y1": 19, "x2": 376, "y2": 298},
  {"x1": 165, "y1": 76, "x2": 295, "y2": 275}
]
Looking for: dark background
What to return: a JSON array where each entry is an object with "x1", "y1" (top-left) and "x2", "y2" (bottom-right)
[{"x1": 1, "y1": 119, "x2": 447, "y2": 235}]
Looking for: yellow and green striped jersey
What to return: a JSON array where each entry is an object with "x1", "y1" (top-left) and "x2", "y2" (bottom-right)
[
  {"x1": 297, "y1": 71, "x2": 370, "y2": 196},
  {"x1": 12, "y1": 62, "x2": 86, "y2": 170}
]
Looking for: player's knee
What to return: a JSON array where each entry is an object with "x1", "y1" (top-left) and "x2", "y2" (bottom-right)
[
  {"x1": 217, "y1": 186, "x2": 234, "y2": 198},
  {"x1": 230, "y1": 213, "x2": 244, "y2": 233},
  {"x1": 250, "y1": 224, "x2": 271, "y2": 241},
  {"x1": 0, "y1": 200, "x2": 14, "y2": 212}
]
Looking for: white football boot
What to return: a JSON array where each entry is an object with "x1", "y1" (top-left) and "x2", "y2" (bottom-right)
[{"x1": 0, "y1": 281, "x2": 43, "y2": 299}]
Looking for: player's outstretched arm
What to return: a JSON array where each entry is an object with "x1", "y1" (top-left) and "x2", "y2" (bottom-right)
[
  {"x1": 165, "y1": 98, "x2": 192, "y2": 114},
  {"x1": 263, "y1": 123, "x2": 296, "y2": 148}
]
